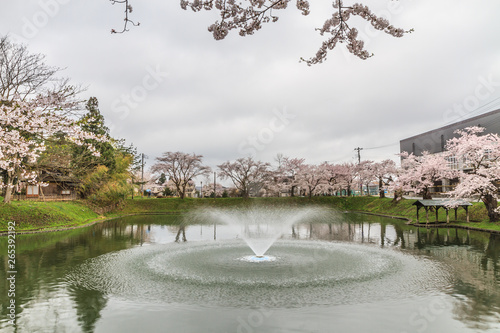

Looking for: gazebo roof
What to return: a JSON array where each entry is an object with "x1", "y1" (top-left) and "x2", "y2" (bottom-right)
[{"x1": 412, "y1": 199, "x2": 472, "y2": 207}]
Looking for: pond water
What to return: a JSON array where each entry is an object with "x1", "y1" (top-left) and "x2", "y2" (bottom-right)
[{"x1": 0, "y1": 211, "x2": 499, "y2": 333}]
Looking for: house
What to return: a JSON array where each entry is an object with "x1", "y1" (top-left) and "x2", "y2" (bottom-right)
[
  {"x1": 152, "y1": 179, "x2": 197, "y2": 198},
  {"x1": 21, "y1": 172, "x2": 80, "y2": 200}
]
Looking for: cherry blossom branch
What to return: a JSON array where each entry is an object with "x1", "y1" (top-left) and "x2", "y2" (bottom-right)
[
  {"x1": 112, "y1": 0, "x2": 411, "y2": 63},
  {"x1": 302, "y1": 1, "x2": 412, "y2": 65},
  {"x1": 179, "y1": 0, "x2": 412, "y2": 64},
  {"x1": 110, "y1": 0, "x2": 140, "y2": 34}
]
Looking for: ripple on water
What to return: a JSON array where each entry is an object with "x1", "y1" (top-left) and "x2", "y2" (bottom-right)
[{"x1": 65, "y1": 240, "x2": 453, "y2": 307}]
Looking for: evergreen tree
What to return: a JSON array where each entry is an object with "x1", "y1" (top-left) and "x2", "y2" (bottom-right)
[{"x1": 72, "y1": 97, "x2": 116, "y2": 175}]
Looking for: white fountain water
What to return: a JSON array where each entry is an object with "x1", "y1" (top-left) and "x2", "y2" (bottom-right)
[{"x1": 207, "y1": 206, "x2": 325, "y2": 258}]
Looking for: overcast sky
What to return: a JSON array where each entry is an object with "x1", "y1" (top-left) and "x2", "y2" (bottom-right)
[{"x1": 2, "y1": 0, "x2": 500, "y2": 172}]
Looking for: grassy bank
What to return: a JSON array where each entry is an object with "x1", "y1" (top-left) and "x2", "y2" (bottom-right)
[
  {"x1": 1, "y1": 196, "x2": 499, "y2": 233},
  {"x1": 0, "y1": 200, "x2": 102, "y2": 233}
]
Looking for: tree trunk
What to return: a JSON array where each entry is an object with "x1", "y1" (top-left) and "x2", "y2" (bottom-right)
[
  {"x1": 392, "y1": 188, "x2": 403, "y2": 202},
  {"x1": 291, "y1": 185, "x2": 295, "y2": 197},
  {"x1": 422, "y1": 188, "x2": 432, "y2": 200},
  {"x1": 379, "y1": 178, "x2": 385, "y2": 198},
  {"x1": 178, "y1": 184, "x2": 185, "y2": 199},
  {"x1": 3, "y1": 173, "x2": 14, "y2": 203},
  {"x1": 482, "y1": 194, "x2": 500, "y2": 222}
]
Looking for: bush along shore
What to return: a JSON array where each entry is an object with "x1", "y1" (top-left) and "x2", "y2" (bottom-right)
[{"x1": 0, "y1": 196, "x2": 499, "y2": 234}]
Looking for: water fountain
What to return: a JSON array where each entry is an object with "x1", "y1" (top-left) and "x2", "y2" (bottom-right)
[
  {"x1": 10, "y1": 209, "x2": 497, "y2": 333},
  {"x1": 205, "y1": 206, "x2": 325, "y2": 261},
  {"x1": 67, "y1": 207, "x2": 451, "y2": 309}
]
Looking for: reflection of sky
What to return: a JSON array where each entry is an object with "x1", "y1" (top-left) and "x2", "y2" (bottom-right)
[
  {"x1": 2, "y1": 217, "x2": 499, "y2": 333},
  {"x1": 14, "y1": 286, "x2": 80, "y2": 332},
  {"x1": 137, "y1": 222, "x2": 401, "y2": 247},
  {"x1": 141, "y1": 224, "x2": 238, "y2": 244}
]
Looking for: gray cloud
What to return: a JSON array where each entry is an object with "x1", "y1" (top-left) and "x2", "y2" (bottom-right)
[{"x1": 1, "y1": 0, "x2": 500, "y2": 171}]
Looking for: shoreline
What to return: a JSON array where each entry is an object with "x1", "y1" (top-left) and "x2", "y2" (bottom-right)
[
  {"x1": 3, "y1": 208, "x2": 500, "y2": 236},
  {"x1": 0, "y1": 211, "x2": 181, "y2": 236}
]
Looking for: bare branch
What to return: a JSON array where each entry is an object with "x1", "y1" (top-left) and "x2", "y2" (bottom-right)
[
  {"x1": 0, "y1": 35, "x2": 86, "y2": 117},
  {"x1": 110, "y1": 0, "x2": 140, "y2": 34}
]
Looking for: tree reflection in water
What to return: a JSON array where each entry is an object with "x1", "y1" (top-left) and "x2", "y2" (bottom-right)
[
  {"x1": 175, "y1": 225, "x2": 187, "y2": 242},
  {"x1": 1, "y1": 213, "x2": 498, "y2": 332}
]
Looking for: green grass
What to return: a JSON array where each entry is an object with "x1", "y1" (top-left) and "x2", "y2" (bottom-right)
[
  {"x1": 0, "y1": 200, "x2": 101, "y2": 233},
  {"x1": 1, "y1": 196, "x2": 499, "y2": 233}
]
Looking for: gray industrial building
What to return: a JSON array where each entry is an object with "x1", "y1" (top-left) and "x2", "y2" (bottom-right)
[
  {"x1": 399, "y1": 108, "x2": 500, "y2": 195},
  {"x1": 400, "y1": 108, "x2": 500, "y2": 156}
]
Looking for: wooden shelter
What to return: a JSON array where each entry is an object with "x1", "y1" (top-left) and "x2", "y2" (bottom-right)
[
  {"x1": 21, "y1": 173, "x2": 80, "y2": 200},
  {"x1": 412, "y1": 199, "x2": 472, "y2": 224}
]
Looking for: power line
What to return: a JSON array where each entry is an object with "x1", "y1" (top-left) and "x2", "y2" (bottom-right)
[
  {"x1": 363, "y1": 142, "x2": 399, "y2": 150},
  {"x1": 441, "y1": 96, "x2": 500, "y2": 127}
]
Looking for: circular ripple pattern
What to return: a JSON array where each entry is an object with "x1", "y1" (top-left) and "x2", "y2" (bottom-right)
[
  {"x1": 146, "y1": 241, "x2": 396, "y2": 287},
  {"x1": 66, "y1": 240, "x2": 453, "y2": 307}
]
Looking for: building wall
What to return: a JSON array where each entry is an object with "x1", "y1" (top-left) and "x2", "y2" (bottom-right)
[{"x1": 400, "y1": 109, "x2": 500, "y2": 155}]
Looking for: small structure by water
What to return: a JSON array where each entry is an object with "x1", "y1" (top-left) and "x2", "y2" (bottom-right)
[{"x1": 413, "y1": 199, "x2": 472, "y2": 224}]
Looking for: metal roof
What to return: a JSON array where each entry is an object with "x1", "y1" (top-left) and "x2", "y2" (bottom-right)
[
  {"x1": 401, "y1": 108, "x2": 500, "y2": 142},
  {"x1": 412, "y1": 199, "x2": 472, "y2": 207}
]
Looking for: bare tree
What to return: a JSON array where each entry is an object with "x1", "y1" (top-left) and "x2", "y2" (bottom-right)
[
  {"x1": 0, "y1": 35, "x2": 84, "y2": 115},
  {"x1": 218, "y1": 157, "x2": 270, "y2": 199},
  {"x1": 151, "y1": 151, "x2": 211, "y2": 199}
]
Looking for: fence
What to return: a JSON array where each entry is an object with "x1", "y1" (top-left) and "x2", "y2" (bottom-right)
[
  {"x1": 13, "y1": 193, "x2": 79, "y2": 201},
  {"x1": 12, "y1": 193, "x2": 122, "y2": 215}
]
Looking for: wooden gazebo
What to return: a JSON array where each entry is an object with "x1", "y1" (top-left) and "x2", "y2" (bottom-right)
[{"x1": 412, "y1": 199, "x2": 472, "y2": 224}]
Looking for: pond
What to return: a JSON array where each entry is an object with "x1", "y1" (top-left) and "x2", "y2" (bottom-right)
[{"x1": 0, "y1": 210, "x2": 499, "y2": 332}]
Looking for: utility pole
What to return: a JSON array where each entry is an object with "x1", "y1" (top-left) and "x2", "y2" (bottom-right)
[
  {"x1": 354, "y1": 147, "x2": 363, "y2": 196},
  {"x1": 213, "y1": 172, "x2": 216, "y2": 199},
  {"x1": 354, "y1": 147, "x2": 363, "y2": 164},
  {"x1": 213, "y1": 172, "x2": 217, "y2": 240},
  {"x1": 200, "y1": 181, "x2": 203, "y2": 198},
  {"x1": 140, "y1": 153, "x2": 145, "y2": 197}
]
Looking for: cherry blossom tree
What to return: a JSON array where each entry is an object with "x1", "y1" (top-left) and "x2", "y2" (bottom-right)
[
  {"x1": 445, "y1": 127, "x2": 500, "y2": 222},
  {"x1": 336, "y1": 162, "x2": 357, "y2": 196},
  {"x1": 0, "y1": 98, "x2": 102, "y2": 203},
  {"x1": 151, "y1": 151, "x2": 211, "y2": 199},
  {"x1": 387, "y1": 172, "x2": 405, "y2": 202},
  {"x1": 357, "y1": 160, "x2": 376, "y2": 196},
  {"x1": 282, "y1": 157, "x2": 305, "y2": 196},
  {"x1": 296, "y1": 163, "x2": 326, "y2": 198},
  {"x1": 217, "y1": 157, "x2": 270, "y2": 198},
  {"x1": 398, "y1": 151, "x2": 456, "y2": 200},
  {"x1": 114, "y1": 1, "x2": 411, "y2": 64},
  {"x1": 267, "y1": 155, "x2": 305, "y2": 197},
  {"x1": 202, "y1": 182, "x2": 225, "y2": 198},
  {"x1": 321, "y1": 162, "x2": 343, "y2": 195},
  {"x1": 132, "y1": 169, "x2": 155, "y2": 194},
  {"x1": 372, "y1": 159, "x2": 396, "y2": 198}
]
